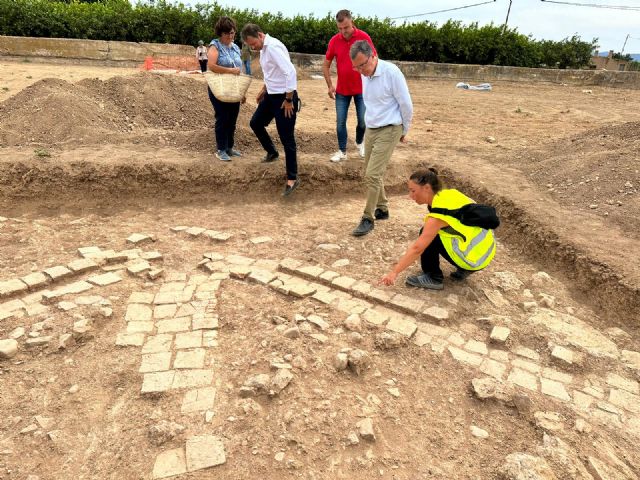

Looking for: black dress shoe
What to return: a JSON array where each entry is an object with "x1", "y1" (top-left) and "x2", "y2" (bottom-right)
[
  {"x1": 282, "y1": 179, "x2": 300, "y2": 197},
  {"x1": 262, "y1": 151, "x2": 279, "y2": 162},
  {"x1": 352, "y1": 217, "x2": 374, "y2": 236},
  {"x1": 374, "y1": 208, "x2": 389, "y2": 220}
]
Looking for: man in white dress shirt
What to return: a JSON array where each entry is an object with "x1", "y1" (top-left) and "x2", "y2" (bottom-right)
[
  {"x1": 350, "y1": 40, "x2": 413, "y2": 236},
  {"x1": 241, "y1": 23, "x2": 300, "y2": 197}
]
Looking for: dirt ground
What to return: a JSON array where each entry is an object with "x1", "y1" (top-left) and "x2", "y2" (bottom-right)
[{"x1": 0, "y1": 60, "x2": 639, "y2": 480}]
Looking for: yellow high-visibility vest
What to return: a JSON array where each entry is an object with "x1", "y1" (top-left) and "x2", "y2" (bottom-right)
[{"x1": 425, "y1": 189, "x2": 496, "y2": 271}]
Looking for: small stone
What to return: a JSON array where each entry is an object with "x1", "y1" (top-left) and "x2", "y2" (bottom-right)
[
  {"x1": 274, "y1": 451, "x2": 285, "y2": 462},
  {"x1": 333, "y1": 352, "x2": 349, "y2": 371},
  {"x1": 331, "y1": 259, "x2": 350, "y2": 268},
  {"x1": 356, "y1": 418, "x2": 376, "y2": 441},
  {"x1": 534, "y1": 411, "x2": 564, "y2": 431},
  {"x1": 344, "y1": 314, "x2": 362, "y2": 332},
  {"x1": 347, "y1": 432, "x2": 360, "y2": 445},
  {"x1": 127, "y1": 233, "x2": 154, "y2": 245},
  {"x1": 500, "y1": 453, "x2": 556, "y2": 480},
  {"x1": 283, "y1": 326, "x2": 300, "y2": 339},
  {"x1": 531, "y1": 271, "x2": 552, "y2": 288},
  {"x1": 490, "y1": 326, "x2": 510, "y2": 344},
  {"x1": 152, "y1": 448, "x2": 187, "y2": 479},
  {"x1": 550, "y1": 345, "x2": 574, "y2": 365},
  {"x1": 0, "y1": 339, "x2": 19, "y2": 359},
  {"x1": 470, "y1": 426, "x2": 489, "y2": 439},
  {"x1": 347, "y1": 349, "x2": 370, "y2": 376},
  {"x1": 68, "y1": 384, "x2": 79, "y2": 394},
  {"x1": 522, "y1": 301, "x2": 537, "y2": 312}
]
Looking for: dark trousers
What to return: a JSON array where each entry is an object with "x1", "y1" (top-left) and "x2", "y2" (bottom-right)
[
  {"x1": 199, "y1": 59, "x2": 208, "y2": 73},
  {"x1": 420, "y1": 232, "x2": 458, "y2": 281},
  {"x1": 250, "y1": 91, "x2": 298, "y2": 180},
  {"x1": 208, "y1": 87, "x2": 240, "y2": 152}
]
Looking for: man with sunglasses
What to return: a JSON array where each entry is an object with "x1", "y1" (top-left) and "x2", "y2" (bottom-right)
[
  {"x1": 323, "y1": 10, "x2": 376, "y2": 163},
  {"x1": 350, "y1": 40, "x2": 413, "y2": 237}
]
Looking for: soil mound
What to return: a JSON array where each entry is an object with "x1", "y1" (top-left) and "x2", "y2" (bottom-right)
[
  {"x1": 510, "y1": 121, "x2": 640, "y2": 235},
  {"x1": 0, "y1": 73, "x2": 335, "y2": 154}
]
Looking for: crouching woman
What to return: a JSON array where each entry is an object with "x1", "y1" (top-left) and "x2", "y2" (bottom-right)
[{"x1": 380, "y1": 167, "x2": 496, "y2": 290}]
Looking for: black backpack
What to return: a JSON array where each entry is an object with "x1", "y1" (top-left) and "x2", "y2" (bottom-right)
[{"x1": 430, "y1": 204, "x2": 500, "y2": 229}]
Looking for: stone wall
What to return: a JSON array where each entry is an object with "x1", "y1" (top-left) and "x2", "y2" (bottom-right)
[{"x1": 1, "y1": 35, "x2": 639, "y2": 89}]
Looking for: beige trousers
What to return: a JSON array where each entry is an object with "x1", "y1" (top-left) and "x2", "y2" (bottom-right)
[{"x1": 362, "y1": 124, "x2": 403, "y2": 220}]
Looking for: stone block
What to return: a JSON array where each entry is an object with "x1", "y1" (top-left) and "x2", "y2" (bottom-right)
[
  {"x1": 154, "y1": 304, "x2": 178, "y2": 320},
  {"x1": 363, "y1": 307, "x2": 391, "y2": 326},
  {"x1": 174, "y1": 349, "x2": 206, "y2": 369},
  {"x1": 447, "y1": 332, "x2": 465, "y2": 346},
  {"x1": 226, "y1": 254, "x2": 254, "y2": 266},
  {"x1": 422, "y1": 306, "x2": 449, "y2": 321},
  {"x1": 507, "y1": 368, "x2": 539, "y2": 391},
  {"x1": 127, "y1": 233, "x2": 154, "y2": 245},
  {"x1": 389, "y1": 293, "x2": 425, "y2": 314},
  {"x1": 125, "y1": 304, "x2": 152, "y2": 322},
  {"x1": 24, "y1": 303, "x2": 47, "y2": 316},
  {"x1": 77, "y1": 246, "x2": 102, "y2": 257},
  {"x1": 43, "y1": 266, "x2": 73, "y2": 282},
  {"x1": 319, "y1": 270, "x2": 340, "y2": 282},
  {"x1": 250, "y1": 236, "x2": 272, "y2": 244},
  {"x1": 21, "y1": 272, "x2": 49, "y2": 290},
  {"x1": 479, "y1": 358, "x2": 507, "y2": 380},
  {"x1": 296, "y1": 265, "x2": 324, "y2": 280},
  {"x1": 606, "y1": 373, "x2": 639, "y2": 394},
  {"x1": 126, "y1": 321, "x2": 154, "y2": 333},
  {"x1": 413, "y1": 331, "x2": 432, "y2": 347},
  {"x1": 540, "y1": 378, "x2": 571, "y2": 401},
  {"x1": 0, "y1": 278, "x2": 28, "y2": 298},
  {"x1": 351, "y1": 281, "x2": 373, "y2": 296},
  {"x1": 148, "y1": 269, "x2": 164, "y2": 280},
  {"x1": 185, "y1": 435, "x2": 226, "y2": 471},
  {"x1": 288, "y1": 282, "x2": 317, "y2": 298},
  {"x1": 490, "y1": 326, "x2": 510, "y2": 344},
  {"x1": 127, "y1": 260, "x2": 151, "y2": 276},
  {"x1": 513, "y1": 346, "x2": 540, "y2": 361},
  {"x1": 448, "y1": 346, "x2": 483, "y2": 367},
  {"x1": 465, "y1": 340, "x2": 488, "y2": 355},
  {"x1": 550, "y1": 345, "x2": 575, "y2": 365},
  {"x1": 279, "y1": 257, "x2": 303, "y2": 272},
  {"x1": 172, "y1": 369, "x2": 214, "y2": 389},
  {"x1": 140, "y1": 352, "x2": 172, "y2": 373},
  {"x1": 67, "y1": 258, "x2": 99, "y2": 274},
  {"x1": 115, "y1": 332, "x2": 145, "y2": 347},
  {"x1": 181, "y1": 386, "x2": 216, "y2": 413},
  {"x1": 152, "y1": 448, "x2": 187, "y2": 479},
  {"x1": 312, "y1": 290, "x2": 337, "y2": 305},
  {"x1": 156, "y1": 317, "x2": 191, "y2": 333},
  {"x1": 386, "y1": 315, "x2": 417, "y2": 338},
  {"x1": 332, "y1": 276, "x2": 358, "y2": 290},
  {"x1": 367, "y1": 288, "x2": 394, "y2": 303},
  {"x1": 153, "y1": 291, "x2": 178, "y2": 305},
  {"x1": 129, "y1": 291, "x2": 154, "y2": 304},
  {"x1": 0, "y1": 299, "x2": 25, "y2": 318},
  {"x1": 87, "y1": 272, "x2": 122, "y2": 287},
  {"x1": 175, "y1": 331, "x2": 202, "y2": 349},
  {"x1": 0, "y1": 339, "x2": 19, "y2": 359},
  {"x1": 141, "y1": 251, "x2": 163, "y2": 261},
  {"x1": 512, "y1": 358, "x2": 541, "y2": 374},
  {"x1": 608, "y1": 388, "x2": 640, "y2": 414},
  {"x1": 248, "y1": 269, "x2": 276, "y2": 285},
  {"x1": 193, "y1": 315, "x2": 219, "y2": 330},
  {"x1": 105, "y1": 252, "x2": 130, "y2": 264},
  {"x1": 621, "y1": 350, "x2": 640, "y2": 372},
  {"x1": 229, "y1": 265, "x2": 251, "y2": 279},
  {"x1": 489, "y1": 349, "x2": 510, "y2": 362},
  {"x1": 202, "y1": 330, "x2": 218, "y2": 348},
  {"x1": 170, "y1": 226, "x2": 189, "y2": 232},
  {"x1": 541, "y1": 368, "x2": 573, "y2": 384},
  {"x1": 142, "y1": 334, "x2": 174, "y2": 354},
  {"x1": 142, "y1": 371, "x2": 176, "y2": 394},
  {"x1": 25, "y1": 336, "x2": 52, "y2": 348}
]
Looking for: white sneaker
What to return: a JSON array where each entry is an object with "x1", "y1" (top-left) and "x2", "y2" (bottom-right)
[
  {"x1": 330, "y1": 151, "x2": 347, "y2": 162},
  {"x1": 356, "y1": 143, "x2": 365, "y2": 158}
]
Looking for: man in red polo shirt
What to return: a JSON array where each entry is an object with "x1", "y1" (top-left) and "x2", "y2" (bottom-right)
[{"x1": 323, "y1": 9, "x2": 376, "y2": 162}]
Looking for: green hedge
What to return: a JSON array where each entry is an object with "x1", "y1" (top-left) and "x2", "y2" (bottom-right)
[{"x1": 0, "y1": 0, "x2": 597, "y2": 68}]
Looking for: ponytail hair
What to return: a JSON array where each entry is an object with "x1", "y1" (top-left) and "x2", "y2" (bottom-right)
[{"x1": 409, "y1": 167, "x2": 442, "y2": 194}]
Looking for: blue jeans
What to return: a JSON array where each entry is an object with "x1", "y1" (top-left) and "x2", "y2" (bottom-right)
[
  {"x1": 335, "y1": 93, "x2": 365, "y2": 152},
  {"x1": 250, "y1": 92, "x2": 299, "y2": 180},
  {"x1": 243, "y1": 59, "x2": 251, "y2": 75}
]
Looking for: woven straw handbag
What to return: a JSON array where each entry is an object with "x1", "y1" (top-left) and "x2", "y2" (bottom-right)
[{"x1": 204, "y1": 72, "x2": 252, "y2": 103}]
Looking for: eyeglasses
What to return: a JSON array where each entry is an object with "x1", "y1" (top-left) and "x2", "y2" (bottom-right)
[
  {"x1": 224, "y1": 30, "x2": 236, "y2": 36},
  {"x1": 353, "y1": 55, "x2": 371, "y2": 71}
]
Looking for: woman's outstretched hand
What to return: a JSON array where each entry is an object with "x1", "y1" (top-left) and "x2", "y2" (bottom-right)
[{"x1": 380, "y1": 271, "x2": 397, "y2": 286}]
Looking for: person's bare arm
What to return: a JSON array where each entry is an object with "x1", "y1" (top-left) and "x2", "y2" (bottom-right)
[{"x1": 323, "y1": 58, "x2": 336, "y2": 99}]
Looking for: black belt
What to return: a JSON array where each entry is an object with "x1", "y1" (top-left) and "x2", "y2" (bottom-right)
[{"x1": 368, "y1": 124, "x2": 399, "y2": 130}]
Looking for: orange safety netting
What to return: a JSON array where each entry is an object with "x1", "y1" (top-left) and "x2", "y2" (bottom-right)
[{"x1": 141, "y1": 55, "x2": 200, "y2": 72}]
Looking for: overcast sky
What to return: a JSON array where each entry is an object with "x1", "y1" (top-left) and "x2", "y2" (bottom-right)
[{"x1": 212, "y1": 0, "x2": 639, "y2": 53}]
